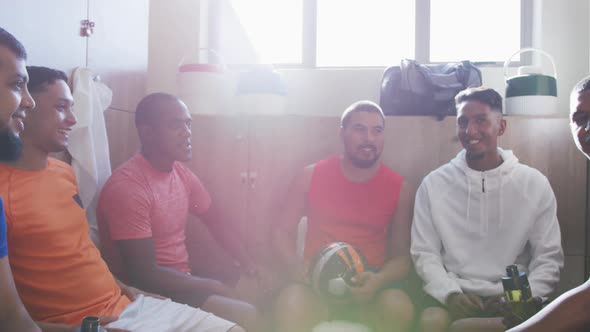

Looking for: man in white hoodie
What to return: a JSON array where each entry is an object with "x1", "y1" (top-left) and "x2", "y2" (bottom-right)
[{"x1": 410, "y1": 87, "x2": 563, "y2": 332}]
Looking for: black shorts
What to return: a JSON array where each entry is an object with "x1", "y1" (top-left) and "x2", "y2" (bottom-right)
[{"x1": 417, "y1": 293, "x2": 506, "y2": 318}]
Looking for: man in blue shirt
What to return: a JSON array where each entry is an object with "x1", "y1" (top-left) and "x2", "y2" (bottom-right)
[
  {"x1": 0, "y1": 201, "x2": 6, "y2": 258},
  {"x1": 0, "y1": 26, "x2": 39, "y2": 332}
]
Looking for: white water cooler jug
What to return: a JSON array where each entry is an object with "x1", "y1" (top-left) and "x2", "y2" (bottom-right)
[
  {"x1": 504, "y1": 48, "x2": 558, "y2": 115},
  {"x1": 177, "y1": 49, "x2": 230, "y2": 114}
]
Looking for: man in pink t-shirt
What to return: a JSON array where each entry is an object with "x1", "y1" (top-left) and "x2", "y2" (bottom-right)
[{"x1": 97, "y1": 93, "x2": 259, "y2": 331}]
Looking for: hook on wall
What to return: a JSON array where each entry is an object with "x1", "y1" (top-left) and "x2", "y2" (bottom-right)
[{"x1": 80, "y1": 19, "x2": 95, "y2": 37}]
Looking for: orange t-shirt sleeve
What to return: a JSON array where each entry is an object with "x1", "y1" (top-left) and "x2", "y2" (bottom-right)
[{"x1": 102, "y1": 179, "x2": 153, "y2": 241}]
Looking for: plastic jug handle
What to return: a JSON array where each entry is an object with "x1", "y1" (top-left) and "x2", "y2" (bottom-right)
[
  {"x1": 503, "y1": 48, "x2": 557, "y2": 81},
  {"x1": 178, "y1": 48, "x2": 225, "y2": 68}
]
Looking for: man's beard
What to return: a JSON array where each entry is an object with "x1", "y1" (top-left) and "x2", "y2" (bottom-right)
[
  {"x1": 349, "y1": 154, "x2": 380, "y2": 169},
  {"x1": 0, "y1": 130, "x2": 23, "y2": 161},
  {"x1": 350, "y1": 158, "x2": 378, "y2": 168},
  {"x1": 346, "y1": 145, "x2": 380, "y2": 169}
]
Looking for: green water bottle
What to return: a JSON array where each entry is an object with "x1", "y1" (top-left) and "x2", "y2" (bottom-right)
[
  {"x1": 501, "y1": 265, "x2": 533, "y2": 320},
  {"x1": 502, "y1": 265, "x2": 532, "y2": 302},
  {"x1": 78, "y1": 316, "x2": 107, "y2": 332}
]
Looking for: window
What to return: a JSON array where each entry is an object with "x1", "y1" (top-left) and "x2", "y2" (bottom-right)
[
  {"x1": 429, "y1": 0, "x2": 522, "y2": 62},
  {"x1": 218, "y1": 0, "x2": 531, "y2": 67},
  {"x1": 316, "y1": 0, "x2": 414, "y2": 67},
  {"x1": 225, "y1": 0, "x2": 303, "y2": 64}
]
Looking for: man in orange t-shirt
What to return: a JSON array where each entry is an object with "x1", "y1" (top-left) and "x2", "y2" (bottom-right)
[{"x1": 0, "y1": 66, "x2": 244, "y2": 332}]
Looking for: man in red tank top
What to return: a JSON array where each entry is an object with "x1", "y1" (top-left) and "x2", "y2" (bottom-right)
[{"x1": 272, "y1": 101, "x2": 416, "y2": 332}]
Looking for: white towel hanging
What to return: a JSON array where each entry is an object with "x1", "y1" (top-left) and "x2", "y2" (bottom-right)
[{"x1": 69, "y1": 67, "x2": 113, "y2": 246}]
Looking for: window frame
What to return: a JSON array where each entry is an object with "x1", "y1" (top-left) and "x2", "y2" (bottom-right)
[{"x1": 213, "y1": 0, "x2": 533, "y2": 68}]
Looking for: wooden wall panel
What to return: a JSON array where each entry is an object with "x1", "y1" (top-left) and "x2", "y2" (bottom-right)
[
  {"x1": 381, "y1": 116, "x2": 461, "y2": 187},
  {"x1": 500, "y1": 117, "x2": 587, "y2": 257},
  {"x1": 248, "y1": 115, "x2": 307, "y2": 262},
  {"x1": 185, "y1": 114, "x2": 249, "y2": 257},
  {"x1": 104, "y1": 108, "x2": 139, "y2": 170}
]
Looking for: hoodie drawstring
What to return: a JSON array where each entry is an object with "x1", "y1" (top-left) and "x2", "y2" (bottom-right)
[
  {"x1": 499, "y1": 172, "x2": 504, "y2": 229},
  {"x1": 466, "y1": 175, "x2": 471, "y2": 228},
  {"x1": 481, "y1": 172, "x2": 488, "y2": 235}
]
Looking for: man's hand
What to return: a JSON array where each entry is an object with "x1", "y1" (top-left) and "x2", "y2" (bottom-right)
[
  {"x1": 500, "y1": 296, "x2": 545, "y2": 329},
  {"x1": 254, "y1": 263, "x2": 286, "y2": 299},
  {"x1": 119, "y1": 284, "x2": 166, "y2": 301},
  {"x1": 446, "y1": 293, "x2": 484, "y2": 319},
  {"x1": 287, "y1": 259, "x2": 310, "y2": 284},
  {"x1": 483, "y1": 294, "x2": 510, "y2": 316},
  {"x1": 348, "y1": 271, "x2": 383, "y2": 303},
  {"x1": 236, "y1": 257, "x2": 258, "y2": 277},
  {"x1": 209, "y1": 278, "x2": 240, "y2": 299}
]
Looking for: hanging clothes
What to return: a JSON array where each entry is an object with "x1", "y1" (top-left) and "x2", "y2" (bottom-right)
[{"x1": 69, "y1": 67, "x2": 113, "y2": 246}]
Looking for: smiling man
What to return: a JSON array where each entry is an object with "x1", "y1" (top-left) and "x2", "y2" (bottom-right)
[
  {"x1": 0, "y1": 27, "x2": 40, "y2": 332},
  {"x1": 411, "y1": 87, "x2": 564, "y2": 332},
  {"x1": 272, "y1": 101, "x2": 415, "y2": 332}
]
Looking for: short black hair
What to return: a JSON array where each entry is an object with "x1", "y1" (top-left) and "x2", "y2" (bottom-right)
[
  {"x1": 135, "y1": 93, "x2": 181, "y2": 127},
  {"x1": 340, "y1": 100, "x2": 385, "y2": 128},
  {"x1": 27, "y1": 66, "x2": 68, "y2": 94},
  {"x1": 572, "y1": 76, "x2": 590, "y2": 95},
  {"x1": 455, "y1": 87, "x2": 503, "y2": 113},
  {"x1": 0, "y1": 27, "x2": 27, "y2": 60}
]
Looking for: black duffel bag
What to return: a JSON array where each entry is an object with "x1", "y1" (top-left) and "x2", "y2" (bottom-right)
[{"x1": 379, "y1": 59, "x2": 482, "y2": 120}]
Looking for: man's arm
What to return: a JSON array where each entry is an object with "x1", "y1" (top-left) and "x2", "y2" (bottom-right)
[
  {"x1": 0, "y1": 257, "x2": 40, "y2": 332},
  {"x1": 198, "y1": 201, "x2": 255, "y2": 273},
  {"x1": 375, "y1": 180, "x2": 414, "y2": 285},
  {"x1": 507, "y1": 279, "x2": 590, "y2": 332},
  {"x1": 410, "y1": 180, "x2": 462, "y2": 304},
  {"x1": 271, "y1": 165, "x2": 314, "y2": 282},
  {"x1": 526, "y1": 178, "x2": 564, "y2": 297},
  {"x1": 348, "y1": 180, "x2": 414, "y2": 303},
  {"x1": 116, "y1": 237, "x2": 232, "y2": 304},
  {"x1": 184, "y1": 168, "x2": 255, "y2": 273}
]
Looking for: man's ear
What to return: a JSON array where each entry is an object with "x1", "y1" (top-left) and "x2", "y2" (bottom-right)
[
  {"x1": 137, "y1": 124, "x2": 152, "y2": 143},
  {"x1": 498, "y1": 118, "x2": 507, "y2": 136}
]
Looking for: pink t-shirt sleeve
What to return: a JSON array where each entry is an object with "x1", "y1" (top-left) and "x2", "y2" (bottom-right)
[
  {"x1": 101, "y1": 179, "x2": 153, "y2": 241},
  {"x1": 182, "y1": 166, "x2": 211, "y2": 215}
]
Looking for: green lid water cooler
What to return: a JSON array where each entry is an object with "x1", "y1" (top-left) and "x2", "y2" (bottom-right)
[{"x1": 504, "y1": 48, "x2": 558, "y2": 115}]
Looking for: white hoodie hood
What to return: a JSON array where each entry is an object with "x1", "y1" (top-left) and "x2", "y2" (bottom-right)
[{"x1": 411, "y1": 148, "x2": 563, "y2": 304}]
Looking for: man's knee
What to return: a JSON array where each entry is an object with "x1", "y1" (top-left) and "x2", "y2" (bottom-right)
[
  {"x1": 418, "y1": 307, "x2": 451, "y2": 332},
  {"x1": 202, "y1": 294, "x2": 259, "y2": 331},
  {"x1": 374, "y1": 288, "x2": 415, "y2": 323},
  {"x1": 449, "y1": 317, "x2": 505, "y2": 332},
  {"x1": 237, "y1": 301, "x2": 259, "y2": 331},
  {"x1": 275, "y1": 284, "x2": 319, "y2": 312},
  {"x1": 228, "y1": 326, "x2": 246, "y2": 332},
  {"x1": 274, "y1": 283, "x2": 327, "y2": 324}
]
